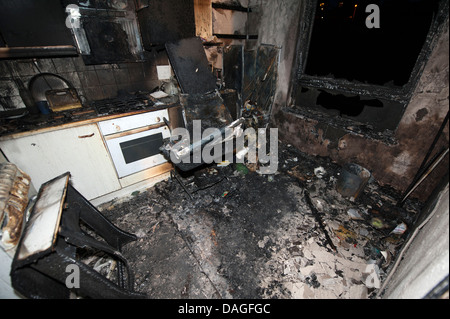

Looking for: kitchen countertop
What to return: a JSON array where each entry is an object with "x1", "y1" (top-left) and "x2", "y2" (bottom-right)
[{"x1": 0, "y1": 97, "x2": 180, "y2": 142}]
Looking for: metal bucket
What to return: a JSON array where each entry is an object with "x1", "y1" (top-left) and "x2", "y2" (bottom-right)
[{"x1": 336, "y1": 163, "x2": 371, "y2": 199}]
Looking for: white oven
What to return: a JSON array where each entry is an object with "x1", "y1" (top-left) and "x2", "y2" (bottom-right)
[{"x1": 98, "y1": 109, "x2": 171, "y2": 178}]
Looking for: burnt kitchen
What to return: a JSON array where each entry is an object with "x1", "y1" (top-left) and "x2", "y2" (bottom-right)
[{"x1": 0, "y1": 0, "x2": 448, "y2": 303}]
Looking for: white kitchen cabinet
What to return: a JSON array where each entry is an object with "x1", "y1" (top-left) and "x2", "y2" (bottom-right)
[{"x1": 0, "y1": 124, "x2": 121, "y2": 200}]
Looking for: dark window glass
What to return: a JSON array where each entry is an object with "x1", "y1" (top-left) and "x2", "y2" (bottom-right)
[{"x1": 305, "y1": 0, "x2": 440, "y2": 86}]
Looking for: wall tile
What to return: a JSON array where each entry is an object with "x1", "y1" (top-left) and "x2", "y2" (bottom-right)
[
  {"x1": 0, "y1": 97, "x2": 21, "y2": 110},
  {"x1": 96, "y1": 69, "x2": 117, "y2": 86},
  {"x1": 83, "y1": 87, "x2": 105, "y2": 101},
  {"x1": 143, "y1": 63, "x2": 158, "y2": 81},
  {"x1": 113, "y1": 68, "x2": 130, "y2": 84},
  {"x1": 33, "y1": 59, "x2": 56, "y2": 74},
  {"x1": 144, "y1": 79, "x2": 161, "y2": 91},
  {"x1": 79, "y1": 70, "x2": 100, "y2": 87},
  {"x1": 52, "y1": 57, "x2": 76, "y2": 73},
  {"x1": 13, "y1": 60, "x2": 36, "y2": 77},
  {"x1": 0, "y1": 61, "x2": 12, "y2": 79},
  {"x1": 127, "y1": 65, "x2": 145, "y2": 83},
  {"x1": 116, "y1": 83, "x2": 135, "y2": 94},
  {"x1": 94, "y1": 64, "x2": 113, "y2": 70},
  {"x1": 61, "y1": 71, "x2": 83, "y2": 89},
  {"x1": 21, "y1": 76, "x2": 35, "y2": 89},
  {"x1": 72, "y1": 56, "x2": 88, "y2": 72},
  {"x1": 0, "y1": 80, "x2": 19, "y2": 97},
  {"x1": 102, "y1": 84, "x2": 119, "y2": 99},
  {"x1": 9, "y1": 95, "x2": 25, "y2": 109}
]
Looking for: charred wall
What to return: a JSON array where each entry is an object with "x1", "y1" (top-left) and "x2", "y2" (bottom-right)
[
  {"x1": 248, "y1": 0, "x2": 449, "y2": 201},
  {"x1": 272, "y1": 14, "x2": 449, "y2": 201},
  {"x1": 250, "y1": 0, "x2": 302, "y2": 107}
]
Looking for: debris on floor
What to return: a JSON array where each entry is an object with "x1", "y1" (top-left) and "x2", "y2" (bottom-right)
[{"x1": 99, "y1": 143, "x2": 423, "y2": 299}]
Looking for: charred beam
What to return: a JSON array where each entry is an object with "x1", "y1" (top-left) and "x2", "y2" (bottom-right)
[
  {"x1": 212, "y1": 3, "x2": 252, "y2": 12},
  {"x1": 301, "y1": 183, "x2": 338, "y2": 253},
  {"x1": 214, "y1": 34, "x2": 258, "y2": 40}
]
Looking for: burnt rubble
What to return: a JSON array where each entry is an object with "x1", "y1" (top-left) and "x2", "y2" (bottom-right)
[{"x1": 99, "y1": 142, "x2": 423, "y2": 299}]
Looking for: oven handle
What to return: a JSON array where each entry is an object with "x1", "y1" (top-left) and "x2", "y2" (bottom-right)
[{"x1": 103, "y1": 123, "x2": 167, "y2": 141}]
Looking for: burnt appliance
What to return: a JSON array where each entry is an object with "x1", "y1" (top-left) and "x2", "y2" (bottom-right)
[
  {"x1": 91, "y1": 94, "x2": 155, "y2": 116},
  {"x1": 98, "y1": 108, "x2": 171, "y2": 179},
  {"x1": 161, "y1": 37, "x2": 246, "y2": 172},
  {"x1": 65, "y1": 1, "x2": 144, "y2": 64},
  {"x1": 45, "y1": 88, "x2": 83, "y2": 112}
]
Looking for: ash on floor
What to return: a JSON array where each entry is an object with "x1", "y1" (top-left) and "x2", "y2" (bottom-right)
[{"x1": 99, "y1": 143, "x2": 423, "y2": 299}]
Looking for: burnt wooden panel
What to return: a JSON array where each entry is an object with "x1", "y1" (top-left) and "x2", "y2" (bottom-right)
[
  {"x1": 223, "y1": 45, "x2": 243, "y2": 94},
  {"x1": 194, "y1": 0, "x2": 213, "y2": 39},
  {"x1": 166, "y1": 37, "x2": 217, "y2": 95},
  {"x1": 243, "y1": 45, "x2": 279, "y2": 115}
]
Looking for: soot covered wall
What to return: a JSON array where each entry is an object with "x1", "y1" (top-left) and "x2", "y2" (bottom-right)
[{"x1": 253, "y1": 0, "x2": 449, "y2": 202}]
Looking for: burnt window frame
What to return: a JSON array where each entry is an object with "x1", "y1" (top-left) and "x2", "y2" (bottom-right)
[{"x1": 289, "y1": 0, "x2": 450, "y2": 132}]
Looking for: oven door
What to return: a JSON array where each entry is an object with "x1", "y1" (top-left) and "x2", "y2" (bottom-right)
[{"x1": 104, "y1": 125, "x2": 171, "y2": 178}]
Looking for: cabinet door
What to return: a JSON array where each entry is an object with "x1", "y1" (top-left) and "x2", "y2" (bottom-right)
[{"x1": 0, "y1": 124, "x2": 121, "y2": 200}]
